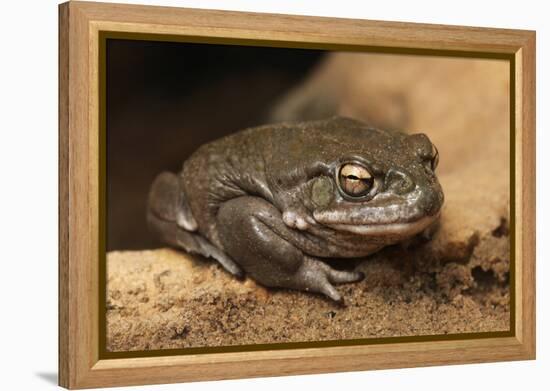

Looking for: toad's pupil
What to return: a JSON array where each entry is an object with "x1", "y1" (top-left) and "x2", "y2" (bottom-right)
[
  {"x1": 341, "y1": 176, "x2": 371, "y2": 196},
  {"x1": 339, "y1": 164, "x2": 373, "y2": 197}
]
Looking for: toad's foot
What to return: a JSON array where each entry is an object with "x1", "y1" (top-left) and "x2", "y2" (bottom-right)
[{"x1": 294, "y1": 256, "x2": 364, "y2": 303}]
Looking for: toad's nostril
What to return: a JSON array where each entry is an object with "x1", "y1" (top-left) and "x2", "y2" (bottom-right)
[
  {"x1": 385, "y1": 170, "x2": 415, "y2": 194},
  {"x1": 424, "y1": 189, "x2": 444, "y2": 216}
]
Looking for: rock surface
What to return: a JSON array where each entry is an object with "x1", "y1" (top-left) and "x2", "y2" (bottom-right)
[{"x1": 106, "y1": 54, "x2": 511, "y2": 352}]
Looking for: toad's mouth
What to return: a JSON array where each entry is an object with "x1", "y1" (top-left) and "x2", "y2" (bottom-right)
[
  {"x1": 322, "y1": 212, "x2": 441, "y2": 237},
  {"x1": 312, "y1": 187, "x2": 443, "y2": 237}
]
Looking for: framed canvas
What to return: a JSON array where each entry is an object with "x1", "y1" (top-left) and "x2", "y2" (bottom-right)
[{"x1": 58, "y1": 1, "x2": 536, "y2": 389}]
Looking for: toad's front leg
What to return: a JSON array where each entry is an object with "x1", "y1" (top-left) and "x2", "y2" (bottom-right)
[{"x1": 216, "y1": 196, "x2": 363, "y2": 303}]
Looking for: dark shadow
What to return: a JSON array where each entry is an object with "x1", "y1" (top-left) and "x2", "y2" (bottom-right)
[{"x1": 35, "y1": 372, "x2": 58, "y2": 385}]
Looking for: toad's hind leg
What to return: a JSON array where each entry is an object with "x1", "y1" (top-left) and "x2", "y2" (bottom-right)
[
  {"x1": 147, "y1": 171, "x2": 243, "y2": 278},
  {"x1": 216, "y1": 196, "x2": 364, "y2": 302}
]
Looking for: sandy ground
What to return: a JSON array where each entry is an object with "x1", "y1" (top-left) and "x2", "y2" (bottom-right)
[{"x1": 106, "y1": 53, "x2": 510, "y2": 352}]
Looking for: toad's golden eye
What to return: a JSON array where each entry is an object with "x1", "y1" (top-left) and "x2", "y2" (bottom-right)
[
  {"x1": 431, "y1": 144, "x2": 439, "y2": 171},
  {"x1": 339, "y1": 163, "x2": 373, "y2": 198}
]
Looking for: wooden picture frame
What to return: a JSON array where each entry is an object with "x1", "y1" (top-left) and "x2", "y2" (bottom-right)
[{"x1": 59, "y1": 1, "x2": 536, "y2": 388}]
